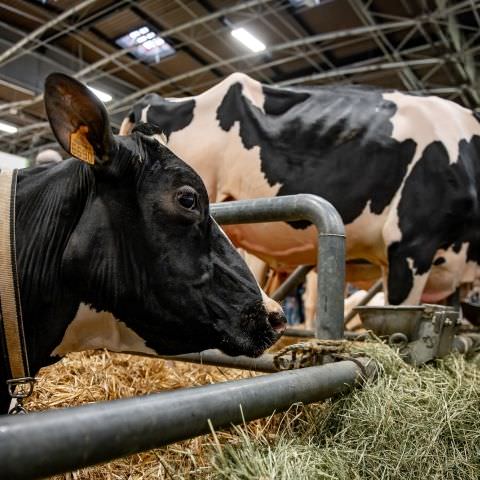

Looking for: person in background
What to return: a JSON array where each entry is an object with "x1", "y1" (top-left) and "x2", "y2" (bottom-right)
[
  {"x1": 283, "y1": 285, "x2": 305, "y2": 325},
  {"x1": 35, "y1": 149, "x2": 63, "y2": 166}
]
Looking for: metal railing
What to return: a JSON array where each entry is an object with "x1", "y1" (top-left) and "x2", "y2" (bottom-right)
[
  {"x1": 0, "y1": 358, "x2": 373, "y2": 479},
  {"x1": 210, "y1": 194, "x2": 345, "y2": 340}
]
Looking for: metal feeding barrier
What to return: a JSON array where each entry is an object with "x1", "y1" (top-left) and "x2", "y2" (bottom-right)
[{"x1": 0, "y1": 358, "x2": 376, "y2": 479}]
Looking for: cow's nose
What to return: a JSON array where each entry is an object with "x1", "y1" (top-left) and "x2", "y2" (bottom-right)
[{"x1": 267, "y1": 310, "x2": 287, "y2": 334}]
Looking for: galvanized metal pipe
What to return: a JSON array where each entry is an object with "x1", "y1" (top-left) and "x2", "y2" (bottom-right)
[
  {"x1": 0, "y1": 358, "x2": 372, "y2": 480},
  {"x1": 284, "y1": 328, "x2": 360, "y2": 340},
  {"x1": 211, "y1": 194, "x2": 345, "y2": 339},
  {"x1": 164, "y1": 349, "x2": 278, "y2": 373},
  {"x1": 271, "y1": 264, "x2": 314, "y2": 302},
  {"x1": 453, "y1": 333, "x2": 480, "y2": 354},
  {"x1": 284, "y1": 327, "x2": 316, "y2": 338}
]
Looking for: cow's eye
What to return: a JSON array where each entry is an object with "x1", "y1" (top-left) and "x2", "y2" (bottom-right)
[{"x1": 176, "y1": 187, "x2": 198, "y2": 211}]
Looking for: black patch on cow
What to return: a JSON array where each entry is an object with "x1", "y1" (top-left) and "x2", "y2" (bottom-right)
[
  {"x1": 131, "y1": 94, "x2": 195, "y2": 140},
  {"x1": 459, "y1": 134, "x2": 480, "y2": 266},
  {"x1": 389, "y1": 139, "x2": 480, "y2": 304},
  {"x1": 263, "y1": 85, "x2": 311, "y2": 116},
  {"x1": 386, "y1": 241, "x2": 414, "y2": 305},
  {"x1": 216, "y1": 81, "x2": 416, "y2": 228},
  {"x1": 130, "y1": 77, "x2": 480, "y2": 305}
]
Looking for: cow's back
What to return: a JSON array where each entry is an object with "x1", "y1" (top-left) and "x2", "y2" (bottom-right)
[{"x1": 126, "y1": 75, "x2": 480, "y2": 300}]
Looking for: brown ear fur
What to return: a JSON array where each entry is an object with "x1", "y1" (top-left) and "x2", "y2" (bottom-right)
[{"x1": 44, "y1": 73, "x2": 114, "y2": 164}]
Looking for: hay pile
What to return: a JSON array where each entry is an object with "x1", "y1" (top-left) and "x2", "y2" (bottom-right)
[
  {"x1": 213, "y1": 343, "x2": 480, "y2": 480},
  {"x1": 25, "y1": 350, "x2": 262, "y2": 479},
  {"x1": 24, "y1": 343, "x2": 480, "y2": 479}
]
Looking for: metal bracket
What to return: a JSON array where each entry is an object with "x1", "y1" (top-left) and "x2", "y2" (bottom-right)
[
  {"x1": 6, "y1": 376, "x2": 36, "y2": 415},
  {"x1": 395, "y1": 305, "x2": 459, "y2": 366}
]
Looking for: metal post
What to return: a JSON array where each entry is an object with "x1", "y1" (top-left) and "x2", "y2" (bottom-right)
[
  {"x1": 0, "y1": 359, "x2": 373, "y2": 480},
  {"x1": 211, "y1": 194, "x2": 345, "y2": 339}
]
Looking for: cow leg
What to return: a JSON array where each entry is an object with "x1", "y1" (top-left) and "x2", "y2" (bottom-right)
[
  {"x1": 385, "y1": 240, "x2": 435, "y2": 305},
  {"x1": 303, "y1": 270, "x2": 317, "y2": 330}
]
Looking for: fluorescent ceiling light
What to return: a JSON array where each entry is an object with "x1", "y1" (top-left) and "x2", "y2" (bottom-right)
[
  {"x1": 116, "y1": 26, "x2": 176, "y2": 64},
  {"x1": 88, "y1": 86, "x2": 112, "y2": 103},
  {"x1": 0, "y1": 121, "x2": 18, "y2": 134},
  {"x1": 288, "y1": 0, "x2": 324, "y2": 7},
  {"x1": 231, "y1": 28, "x2": 266, "y2": 53}
]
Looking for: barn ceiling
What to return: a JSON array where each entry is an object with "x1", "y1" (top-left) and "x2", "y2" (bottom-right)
[{"x1": 0, "y1": 0, "x2": 479, "y2": 159}]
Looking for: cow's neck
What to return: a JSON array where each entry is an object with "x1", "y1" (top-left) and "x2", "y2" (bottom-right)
[{"x1": 0, "y1": 161, "x2": 91, "y2": 411}]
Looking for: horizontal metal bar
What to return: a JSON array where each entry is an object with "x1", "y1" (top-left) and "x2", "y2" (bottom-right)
[
  {"x1": 453, "y1": 333, "x2": 480, "y2": 354},
  {"x1": 0, "y1": 359, "x2": 373, "y2": 479},
  {"x1": 163, "y1": 350, "x2": 278, "y2": 373},
  {"x1": 284, "y1": 328, "x2": 362, "y2": 340},
  {"x1": 284, "y1": 327, "x2": 315, "y2": 337},
  {"x1": 211, "y1": 195, "x2": 345, "y2": 340}
]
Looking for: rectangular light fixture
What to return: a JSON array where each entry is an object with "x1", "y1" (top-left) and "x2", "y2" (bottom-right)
[
  {"x1": 88, "y1": 86, "x2": 113, "y2": 103},
  {"x1": 231, "y1": 28, "x2": 266, "y2": 53},
  {"x1": 288, "y1": 0, "x2": 324, "y2": 7},
  {"x1": 116, "y1": 26, "x2": 176, "y2": 64},
  {"x1": 0, "y1": 121, "x2": 18, "y2": 134}
]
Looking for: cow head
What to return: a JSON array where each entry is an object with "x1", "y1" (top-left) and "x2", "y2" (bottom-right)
[{"x1": 44, "y1": 73, "x2": 285, "y2": 357}]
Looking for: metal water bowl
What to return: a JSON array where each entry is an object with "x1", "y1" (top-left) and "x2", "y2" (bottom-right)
[{"x1": 353, "y1": 305, "x2": 425, "y2": 339}]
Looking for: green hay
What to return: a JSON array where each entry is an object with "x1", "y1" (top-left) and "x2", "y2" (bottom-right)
[{"x1": 212, "y1": 343, "x2": 480, "y2": 480}]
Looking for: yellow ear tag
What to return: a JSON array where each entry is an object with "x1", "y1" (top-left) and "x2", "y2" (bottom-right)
[{"x1": 70, "y1": 125, "x2": 95, "y2": 165}]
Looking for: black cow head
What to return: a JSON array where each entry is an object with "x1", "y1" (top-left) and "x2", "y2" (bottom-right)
[{"x1": 44, "y1": 73, "x2": 285, "y2": 357}]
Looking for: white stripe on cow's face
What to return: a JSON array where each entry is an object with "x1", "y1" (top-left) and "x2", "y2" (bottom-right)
[{"x1": 51, "y1": 303, "x2": 157, "y2": 357}]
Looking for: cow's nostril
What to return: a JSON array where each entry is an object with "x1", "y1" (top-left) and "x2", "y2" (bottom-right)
[{"x1": 268, "y1": 311, "x2": 287, "y2": 334}]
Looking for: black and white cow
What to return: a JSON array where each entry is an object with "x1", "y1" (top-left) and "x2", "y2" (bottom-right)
[
  {"x1": 0, "y1": 73, "x2": 285, "y2": 412},
  {"x1": 121, "y1": 72, "x2": 480, "y2": 307}
]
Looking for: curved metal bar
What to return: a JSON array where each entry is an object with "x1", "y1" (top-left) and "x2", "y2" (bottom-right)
[
  {"x1": 0, "y1": 358, "x2": 373, "y2": 479},
  {"x1": 211, "y1": 194, "x2": 345, "y2": 339},
  {"x1": 211, "y1": 194, "x2": 345, "y2": 235}
]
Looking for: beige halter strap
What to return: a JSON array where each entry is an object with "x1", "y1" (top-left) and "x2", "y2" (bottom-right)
[{"x1": 0, "y1": 169, "x2": 31, "y2": 385}]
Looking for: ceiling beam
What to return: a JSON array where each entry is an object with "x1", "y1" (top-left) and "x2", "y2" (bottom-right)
[{"x1": 0, "y1": 0, "x2": 97, "y2": 67}]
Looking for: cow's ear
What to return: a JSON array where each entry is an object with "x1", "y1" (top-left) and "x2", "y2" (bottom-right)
[{"x1": 44, "y1": 73, "x2": 115, "y2": 165}]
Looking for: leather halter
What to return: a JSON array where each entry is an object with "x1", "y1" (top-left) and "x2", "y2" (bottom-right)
[{"x1": 0, "y1": 169, "x2": 33, "y2": 408}]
